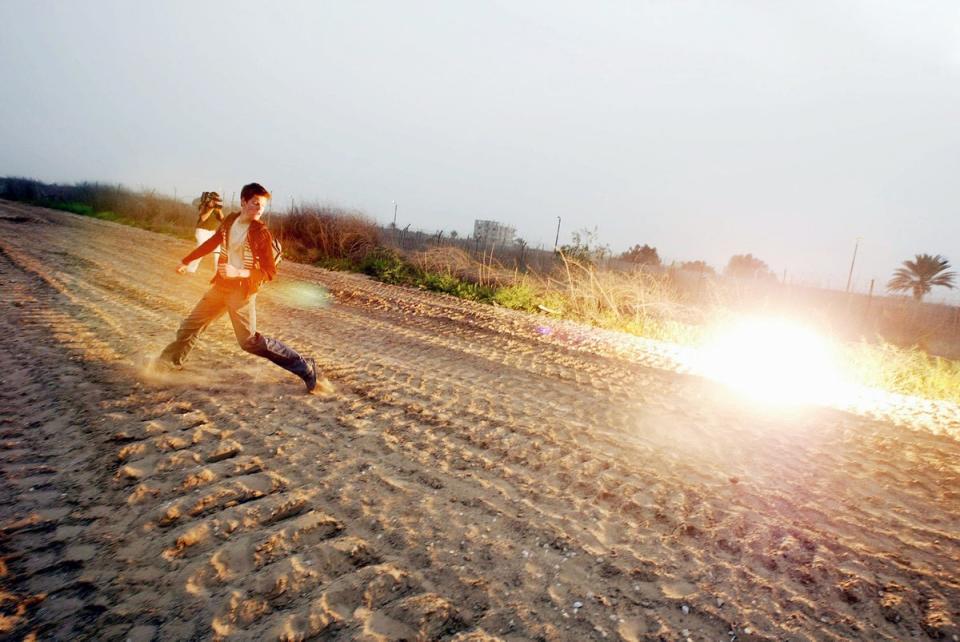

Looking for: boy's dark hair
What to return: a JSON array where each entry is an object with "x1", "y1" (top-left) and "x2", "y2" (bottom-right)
[{"x1": 241, "y1": 182, "x2": 271, "y2": 202}]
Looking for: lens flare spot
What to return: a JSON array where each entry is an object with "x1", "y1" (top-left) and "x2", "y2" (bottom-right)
[
  {"x1": 270, "y1": 281, "x2": 332, "y2": 310},
  {"x1": 691, "y1": 316, "x2": 852, "y2": 406}
]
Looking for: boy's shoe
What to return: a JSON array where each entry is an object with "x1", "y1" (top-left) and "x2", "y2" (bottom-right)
[{"x1": 305, "y1": 358, "x2": 336, "y2": 396}]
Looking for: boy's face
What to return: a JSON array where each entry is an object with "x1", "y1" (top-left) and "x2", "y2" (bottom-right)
[{"x1": 240, "y1": 195, "x2": 269, "y2": 219}]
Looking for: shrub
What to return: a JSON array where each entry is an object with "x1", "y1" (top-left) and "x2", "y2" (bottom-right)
[
  {"x1": 0, "y1": 177, "x2": 44, "y2": 201},
  {"x1": 622, "y1": 243, "x2": 661, "y2": 267},
  {"x1": 55, "y1": 202, "x2": 94, "y2": 216},
  {"x1": 493, "y1": 283, "x2": 540, "y2": 311},
  {"x1": 725, "y1": 253, "x2": 776, "y2": 281},
  {"x1": 360, "y1": 247, "x2": 412, "y2": 284},
  {"x1": 419, "y1": 273, "x2": 495, "y2": 302},
  {"x1": 421, "y1": 272, "x2": 460, "y2": 293},
  {"x1": 559, "y1": 227, "x2": 610, "y2": 266},
  {"x1": 278, "y1": 203, "x2": 379, "y2": 264}
]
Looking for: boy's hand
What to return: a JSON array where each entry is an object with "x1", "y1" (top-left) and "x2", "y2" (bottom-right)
[
  {"x1": 218, "y1": 263, "x2": 248, "y2": 279},
  {"x1": 176, "y1": 264, "x2": 188, "y2": 275}
]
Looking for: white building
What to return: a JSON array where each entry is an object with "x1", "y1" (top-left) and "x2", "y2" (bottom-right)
[{"x1": 473, "y1": 219, "x2": 516, "y2": 246}]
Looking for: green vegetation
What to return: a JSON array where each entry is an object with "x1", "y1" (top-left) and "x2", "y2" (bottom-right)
[
  {"x1": 422, "y1": 273, "x2": 497, "y2": 302},
  {"x1": 45, "y1": 201, "x2": 128, "y2": 224},
  {"x1": 52, "y1": 201, "x2": 94, "y2": 216},
  {"x1": 358, "y1": 248, "x2": 499, "y2": 304},
  {"x1": 360, "y1": 247, "x2": 412, "y2": 284},
  {"x1": 493, "y1": 283, "x2": 540, "y2": 311}
]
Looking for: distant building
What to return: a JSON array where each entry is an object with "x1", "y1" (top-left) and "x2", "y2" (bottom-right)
[{"x1": 473, "y1": 219, "x2": 516, "y2": 246}]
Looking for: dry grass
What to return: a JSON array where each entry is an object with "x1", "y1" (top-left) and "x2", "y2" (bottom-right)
[
  {"x1": 535, "y1": 253, "x2": 704, "y2": 342},
  {"x1": 844, "y1": 341, "x2": 960, "y2": 404},
  {"x1": 275, "y1": 203, "x2": 380, "y2": 264},
  {"x1": 78, "y1": 183, "x2": 195, "y2": 233},
  {"x1": 410, "y1": 247, "x2": 477, "y2": 280},
  {"x1": 409, "y1": 246, "x2": 521, "y2": 288},
  {"x1": 405, "y1": 247, "x2": 706, "y2": 343}
]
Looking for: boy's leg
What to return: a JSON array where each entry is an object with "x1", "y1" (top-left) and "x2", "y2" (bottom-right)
[
  {"x1": 158, "y1": 285, "x2": 228, "y2": 366},
  {"x1": 226, "y1": 290, "x2": 313, "y2": 383}
]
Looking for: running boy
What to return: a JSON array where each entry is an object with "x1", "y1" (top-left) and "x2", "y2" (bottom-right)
[{"x1": 156, "y1": 182, "x2": 333, "y2": 395}]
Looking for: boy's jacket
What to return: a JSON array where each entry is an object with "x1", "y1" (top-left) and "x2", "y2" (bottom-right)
[{"x1": 181, "y1": 212, "x2": 278, "y2": 295}]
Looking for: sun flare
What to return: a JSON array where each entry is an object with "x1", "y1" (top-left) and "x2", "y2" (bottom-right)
[{"x1": 690, "y1": 316, "x2": 852, "y2": 406}]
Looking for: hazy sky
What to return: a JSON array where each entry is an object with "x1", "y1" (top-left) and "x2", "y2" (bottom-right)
[{"x1": 2, "y1": 1, "x2": 959, "y2": 296}]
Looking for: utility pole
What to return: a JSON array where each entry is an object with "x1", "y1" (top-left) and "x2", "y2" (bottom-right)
[
  {"x1": 845, "y1": 237, "x2": 861, "y2": 293},
  {"x1": 553, "y1": 216, "x2": 561, "y2": 252},
  {"x1": 392, "y1": 200, "x2": 398, "y2": 228}
]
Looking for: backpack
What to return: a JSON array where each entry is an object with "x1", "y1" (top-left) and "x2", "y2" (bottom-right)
[{"x1": 269, "y1": 235, "x2": 283, "y2": 268}]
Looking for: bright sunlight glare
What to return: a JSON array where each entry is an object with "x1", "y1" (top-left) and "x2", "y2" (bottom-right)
[{"x1": 689, "y1": 316, "x2": 854, "y2": 406}]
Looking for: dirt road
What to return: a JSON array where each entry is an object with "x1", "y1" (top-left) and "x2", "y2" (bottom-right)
[{"x1": 0, "y1": 200, "x2": 957, "y2": 641}]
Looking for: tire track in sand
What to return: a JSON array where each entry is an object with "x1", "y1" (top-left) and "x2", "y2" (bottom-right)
[{"x1": 0, "y1": 201, "x2": 958, "y2": 640}]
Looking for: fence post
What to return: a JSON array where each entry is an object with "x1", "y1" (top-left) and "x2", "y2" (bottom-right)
[
  {"x1": 696, "y1": 264, "x2": 705, "y2": 303},
  {"x1": 861, "y1": 278, "x2": 875, "y2": 335}
]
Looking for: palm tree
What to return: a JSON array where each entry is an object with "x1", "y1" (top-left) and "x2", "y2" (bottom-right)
[{"x1": 886, "y1": 254, "x2": 956, "y2": 301}]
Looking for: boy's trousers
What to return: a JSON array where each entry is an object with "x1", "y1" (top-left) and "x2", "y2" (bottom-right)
[{"x1": 160, "y1": 280, "x2": 311, "y2": 382}]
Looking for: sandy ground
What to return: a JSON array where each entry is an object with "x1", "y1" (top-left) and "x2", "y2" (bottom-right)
[{"x1": 0, "y1": 199, "x2": 958, "y2": 642}]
